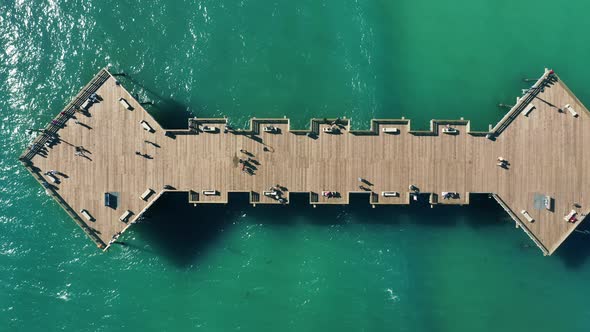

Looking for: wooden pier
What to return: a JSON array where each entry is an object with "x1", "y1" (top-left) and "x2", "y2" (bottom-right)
[{"x1": 20, "y1": 68, "x2": 590, "y2": 255}]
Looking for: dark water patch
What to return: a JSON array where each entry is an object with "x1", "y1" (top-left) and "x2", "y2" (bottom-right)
[
  {"x1": 149, "y1": 98, "x2": 195, "y2": 129},
  {"x1": 132, "y1": 192, "x2": 233, "y2": 267},
  {"x1": 556, "y1": 227, "x2": 590, "y2": 269},
  {"x1": 461, "y1": 194, "x2": 508, "y2": 229},
  {"x1": 133, "y1": 191, "x2": 511, "y2": 267}
]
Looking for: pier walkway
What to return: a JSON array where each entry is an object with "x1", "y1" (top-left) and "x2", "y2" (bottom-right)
[{"x1": 20, "y1": 68, "x2": 590, "y2": 255}]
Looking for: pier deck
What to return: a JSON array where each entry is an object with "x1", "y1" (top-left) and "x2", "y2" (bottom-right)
[{"x1": 20, "y1": 69, "x2": 590, "y2": 255}]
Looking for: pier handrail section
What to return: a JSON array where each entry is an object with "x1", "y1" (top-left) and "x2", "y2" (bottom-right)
[
  {"x1": 491, "y1": 69, "x2": 551, "y2": 135},
  {"x1": 491, "y1": 194, "x2": 549, "y2": 255}
]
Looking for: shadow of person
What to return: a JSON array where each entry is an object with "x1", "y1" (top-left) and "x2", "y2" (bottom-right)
[{"x1": 360, "y1": 179, "x2": 374, "y2": 186}]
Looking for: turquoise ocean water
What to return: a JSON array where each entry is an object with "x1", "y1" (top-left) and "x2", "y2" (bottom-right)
[{"x1": 2, "y1": 0, "x2": 590, "y2": 331}]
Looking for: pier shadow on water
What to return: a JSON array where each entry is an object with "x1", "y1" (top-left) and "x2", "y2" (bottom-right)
[
  {"x1": 150, "y1": 98, "x2": 195, "y2": 129},
  {"x1": 555, "y1": 227, "x2": 590, "y2": 269},
  {"x1": 127, "y1": 192, "x2": 556, "y2": 268},
  {"x1": 131, "y1": 192, "x2": 233, "y2": 267},
  {"x1": 115, "y1": 74, "x2": 196, "y2": 129}
]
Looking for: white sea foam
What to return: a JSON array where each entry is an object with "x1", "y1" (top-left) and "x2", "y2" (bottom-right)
[
  {"x1": 56, "y1": 290, "x2": 70, "y2": 301},
  {"x1": 0, "y1": 247, "x2": 17, "y2": 257},
  {"x1": 386, "y1": 288, "x2": 399, "y2": 302}
]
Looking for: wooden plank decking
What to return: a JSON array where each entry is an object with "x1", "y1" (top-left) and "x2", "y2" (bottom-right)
[{"x1": 20, "y1": 68, "x2": 590, "y2": 255}]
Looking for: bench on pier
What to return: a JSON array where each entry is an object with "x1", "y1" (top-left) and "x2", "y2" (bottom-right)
[
  {"x1": 381, "y1": 191, "x2": 399, "y2": 197},
  {"x1": 442, "y1": 126, "x2": 458, "y2": 134},
  {"x1": 382, "y1": 127, "x2": 399, "y2": 134},
  {"x1": 442, "y1": 192, "x2": 459, "y2": 199},
  {"x1": 263, "y1": 126, "x2": 277, "y2": 133},
  {"x1": 119, "y1": 98, "x2": 132, "y2": 110},
  {"x1": 120, "y1": 210, "x2": 132, "y2": 222},
  {"x1": 565, "y1": 104, "x2": 578, "y2": 117},
  {"x1": 81, "y1": 99, "x2": 92, "y2": 110},
  {"x1": 45, "y1": 137, "x2": 57, "y2": 147},
  {"x1": 140, "y1": 120, "x2": 154, "y2": 133},
  {"x1": 522, "y1": 103, "x2": 536, "y2": 117},
  {"x1": 323, "y1": 126, "x2": 340, "y2": 134},
  {"x1": 520, "y1": 210, "x2": 534, "y2": 223},
  {"x1": 201, "y1": 125, "x2": 218, "y2": 133},
  {"x1": 322, "y1": 191, "x2": 339, "y2": 198},
  {"x1": 202, "y1": 190, "x2": 218, "y2": 196},
  {"x1": 140, "y1": 189, "x2": 154, "y2": 201},
  {"x1": 80, "y1": 209, "x2": 94, "y2": 221}
]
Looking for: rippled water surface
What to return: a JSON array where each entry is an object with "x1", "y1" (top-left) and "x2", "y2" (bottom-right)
[{"x1": 2, "y1": 1, "x2": 590, "y2": 331}]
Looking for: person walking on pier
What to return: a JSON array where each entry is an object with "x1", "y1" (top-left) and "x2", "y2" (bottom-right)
[{"x1": 497, "y1": 157, "x2": 510, "y2": 169}]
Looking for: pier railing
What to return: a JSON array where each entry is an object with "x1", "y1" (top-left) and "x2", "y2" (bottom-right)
[
  {"x1": 20, "y1": 164, "x2": 106, "y2": 248},
  {"x1": 102, "y1": 189, "x2": 173, "y2": 250},
  {"x1": 18, "y1": 68, "x2": 112, "y2": 249},
  {"x1": 491, "y1": 70, "x2": 551, "y2": 135},
  {"x1": 94, "y1": 69, "x2": 552, "y2": 140},
  {"x1": 19, "y1": 68, "x2": 111, "y2": 162},
  {"x1": 491, "y1": 194, "x2": 549, "y2": 255}
]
